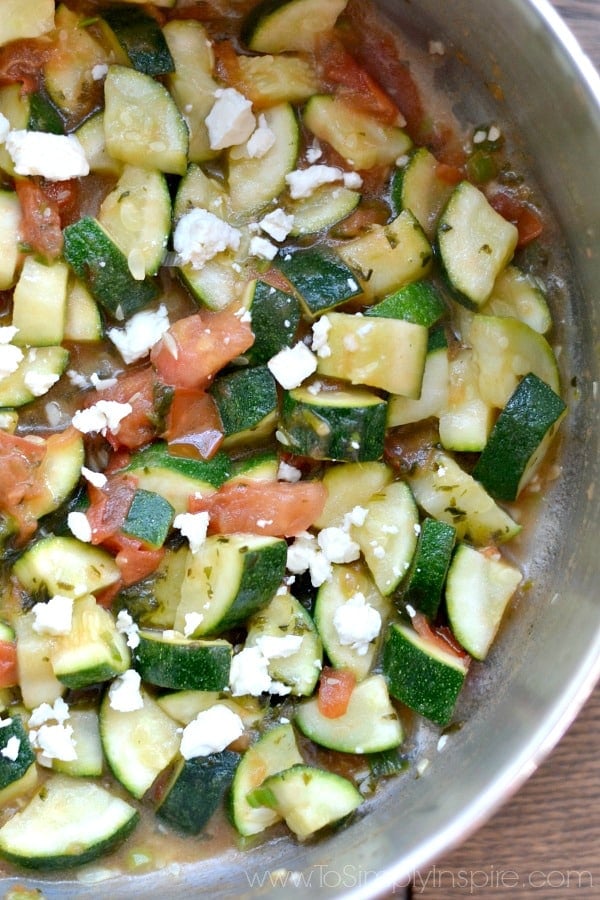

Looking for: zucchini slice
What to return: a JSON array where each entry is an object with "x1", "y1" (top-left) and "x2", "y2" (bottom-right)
[
  {"x1": 51, "y1": 708, "x2": 103, "y2": 778},
  {"x1": 387, "y1": 337, "x2": 449, "y2": 427},
  {"x1": 0, "y1": 190, "x2": 22, "y2": 290},
  {"x1": 13, "y1": 536, "x2": 121, "y2": 600},
  {"x1": 365, "y1": 280, "x2": 446, "y2": 328},
  {"x1": 403, "y1": 517, "x2": 456, "y2": 619},
  {"x1": 391, "y1": 147, "x2": 455, "y2": 239},
  {"x1": 12, "y1": 257, "x2": 68, "y2": 347},
  {"x1": 102, "y1": 7, "x2": 175, "y2": 76},
  {"x1": 121, "y1": 489, "x2": 175, "y2": 550},
  {"x1": 0, "y1": 775, "x2": 139, "y2": 870},
  {"x1": 481, "y1": 265, "x2": 552, "y2": 334},
  {"x1": 278, "y1": 247, "x2": 362, "y2": 316},
  {"x1": 0, "y1": 346, "x2": 69, "y2": 408},
  {"x1": 1, "y1": 0, "x2": 54, "y2": 45},
  {"x1": 210, "y1": 365, "x2": 278, "y2": 449},
  {"x1": 156, "y1": 750, "x2": 240, "y2": 835},
  {"x1": 133, "y1": 630, "x2": 233, "y2": 692},
  {"x1": 242, "y1": 0, "x2": 348, "y2": 53},
  {"x1": 287, "y1": 184, "x2": 360, "y2": 237},
  {"x1": 438, "y1": 347, "x2": 494, "y2": 453},
  {"x1": 244, "y1": 279, "x2": 301, "y2": 366},
  {"x1": 313, "y1": 460, "x2": 393, "y2": 530},
  {"x1": 0, "y1": 716, "x2": 37, "y2": 806},
  {"x1": 295, "y1": 674, "x2": 402, "y2": 754}
]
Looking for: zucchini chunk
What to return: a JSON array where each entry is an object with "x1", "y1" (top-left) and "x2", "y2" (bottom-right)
[
  {"x1": 403, "y1": 518, "x2": 457, "y2": 619},
  {"x1": 11, "y1": 257, "x2": 69, "y2": 347},
  {"x1": 242, "y1": 0, "x2": 348, "y2": 53},
  {"x1": 0, "y1": 190, "x2": 22, "y2": 290},
  {"x1": 0, "y1": 715, "x2": 37, "y2": 806},
  {"x1": 438, "y1": 347, "x2": 494, "y2": 453},
  {"x1": 0, "y1": 346, "x2": 69, "y2": 408},
  {"x1": 383, "y1": 623, "x2": 469, "y2": 726},
  {"x1": 244, "y1": 279, "x2": 301, "y2": 366},
  {"x1": 63, "y1": 278, "x2": 103, "y2": 342},
  {"x1": 133, "y1": 631, "x2": 233, "y2": 692},
  {"x1": 0, "y1": 775, "x2": 139, "y2": 870},
  {"x1": 210, "y1": 365, "x2": 278, "y2": 448},
  {"x1": 313, "y1": 460, "x2": 393, "y2": 530},
  {"x1": 287, "y1": 184, "x2": 360, "y2": 237},
  {"x1": 365, "y1": 280, "x2": 446, "y2": 327},
  {"x1": 156, "y1": 750, "x2": 240, "y2": 835},
  {"x1": 13, "y1": 536, "x2": 121, "y2": 600},
  {"x1": 247, "y1": 764, "x2": 362, "y2": 840},
  {"x1": 391, "y1": 147, "x2": 455, "y2": 239},
  {"x1": 278, "y1": 248, "x2": 362, "y2": 317},
  {"x1": 295, "y1": 674, "x2": 402, "y2": 754},
  {"x1": 481, "y1": 265, "x2": 552, "y2": 334},
  {"x1": 51, "y1": 707, "x2": 103, "y2": 778},
  {"x1": 102, "y1": 7, "x2": 175, "y2": 76},
  {"x1": 1, "y1": 0, "x2": 54, "y2": 45},
  {"x1": 121, "y1": 489, "x2": 175, "y2": 550},
  {"x1": 387, "y1": 334, "x2": 449, "y2": 427}
]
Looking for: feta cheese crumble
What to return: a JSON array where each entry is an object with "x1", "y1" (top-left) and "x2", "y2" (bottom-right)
[
  {"x1": 180, "y1": 705, "x2": 244, "y2": 759},
  {"x1": 254, "y1": 634, "x2": 303, "y2": 659},
  {"x1": 107, "y1": 305, "x2": 170, "y2": 365},
  {"x1": 0, "y1": 328, "x2": 23, "y2": 380},
  {"x1": 277, "y1": 460, "x2": 302, "y2": 483},
  {"x1": 1, "y1": 736, "x2": 20, "y2": 761},
  {"x1": 206, "y1": 88, "x2": 255, "y2": 150},
  {"x1": 72, "y1": 400, "x2": 132, "y2": 436},
  {"x1": 173, "y1": 208, "x2": 241, "y2": 270},
  {"x1": 183, "y1": 612, "x2": 204, "y2": 638},
  {"x1": 317, "y1": 526, "x2": 361, "y2": 564},
  {"x1": 67, "y1": 511, "x2": 92, "y2": 543},
  {"x1": 29, "y1": 723, "x2": 77, "y2": 765},
  {"x1": 267, "y1": 342, "x2": 317, "y2": 390},
  {"x1": 229, "y1": 646, "x2": 271, "y2": 696},
  {"x1": 81, "y1": 466, "x2": 107, "y2": 489},
  {"x1": 5, "y1": 131, "x2": 89, "y2": 181},
  {"x1": 249, "y1": 235, "x2": 278, "y2": 261},
  {"x1": 286, "y1": 531, "x2": 332, "y2": 588},
  {"x1": 244, "y1": 113, "x2": 276, "y2": 158},
  {"x1": 311, "y1": 315, "x2": 332, "y2": 358},
  {"x1": 173, "y1": 511, "x2": 210, "y2": 555},
  {"x1": 0, "y1": 113, "x2": 10, "y2": 144},
  {"x1": 29, "y1": 697, "x2": 70, "y2": 728},
  {"x1": 285, "y1": 165, "x2": 363, "y2": 199},
  {"x1": 259, "y1": 208, "x2": 295, "y2": 242},
  {"x1": 332, "y1": 592, "x2": 382, "y2": 656},
  {"x1": 115, "y1": 610, "x2": 140, "y2": 650},
  {"x1": 109, "y1": 669, "x2": 144, "y2": 712},
  {"x1": 31, "y1": 594, "x2": 74, "y2": 636}
]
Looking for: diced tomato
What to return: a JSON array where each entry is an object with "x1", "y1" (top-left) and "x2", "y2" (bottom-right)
[
  {"x1": 95, "y1": 578, "x2": 124, "y2": 610},
  {"x1": 317, "y1": 667, "x2": 356, "y2": 719},
  {"x1": 0, "y1": 38, "x2": 51, "y2": 93},
  {"x1": 164, "y1": 388, "x2": 224, "y2": 460},
  {"x1": 14, "y1": 178, "x2": 63, "y2": 260},
  {"x1": 0, "y1": 641, "x2": 18, "y2": 688},
  {"x1": 106, "y1": 533, "x2": 165, "y2": 586},
  {"x1": 436, "y1": 162, "x2": 464, "y2": 186},
  {"x1": 488, "y1": 189, "x2": 544, "y2": 248},
  {"x1": 91, "y1": 367, "x2": 161, "y2": 451},
  {"x1": 317, "y1": 37, "x2": 402, "y2": 124},
  {"x1": 412, "y1": 612, "x2": 471, "y2": 665},
  {"x1": 38, "y1": 179, "x2": 81, "y2": 228},
  {"x1": 213, "y1": 40, "x2": 244, "y2": 91},
  {"x1": 86, "y1": 474, "x2": 137, "y2": 546},
  {"x1": 0, "y1": 431, "x2": 46, "y2": 511},
  {"x1": 188, "y1": 479, "x2": 327, "y2": 538},
  {"x1": 150, "y1": 308, "x2": 254, "y2": 390}
]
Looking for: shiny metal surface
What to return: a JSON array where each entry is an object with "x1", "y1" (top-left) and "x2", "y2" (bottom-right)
[{"x1": 6, "y1": 1, "x2": 600, "y2": 897}]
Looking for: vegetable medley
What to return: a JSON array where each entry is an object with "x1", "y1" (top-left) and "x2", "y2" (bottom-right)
[{"x1": 0, "y1": 0, "x2": 566, "y2": 874}]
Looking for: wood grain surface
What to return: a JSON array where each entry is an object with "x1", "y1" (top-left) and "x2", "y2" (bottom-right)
[{"x1": 409, "y1": 4, "x2": 600, "y2": 898}]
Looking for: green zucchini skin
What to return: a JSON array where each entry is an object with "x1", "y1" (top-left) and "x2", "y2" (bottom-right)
[
  {"x1": 365, "y1": 280, "x2": 446, "y2": 327},
  {"x1": 0, "y1": 716, "x2": 36, "y2": 797},
  {"x1": 244, "y1": 279, "x2": 301, "y2": 366},
  {"x1": 278, "y1": 248, "x2": 362, "y2": 316},
  {"x1": 210, "y1": 365, "x2": 278, "y2": 444},
  {"x1": 122, "y1": 489, "x2": 175, "y2": 550},
  {"x1": 403, "y1": 518, "x2": 457, "y2": 618},
  {"x1": 102, "y1": 8, "x2": 175, "y2": 76},
  {"x1": 156, "y1": 750, "x2": 240, "y2": 834},
  {"x1": 133, "y1": 631, "x2": 233, "y2": 691}
]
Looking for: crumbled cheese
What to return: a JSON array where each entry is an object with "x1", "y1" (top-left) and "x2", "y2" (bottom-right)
[
  {"x1": 249, "y1": 235, "x2": 278, "y2": 261},
  {"x1": 244, "y1": 113, "x2": 276, "y2": 158},
  {"x1": 0, "y1": 326, "x2": 18, "y2": 344},
  {"x1": 332, "y1": 592, "x2": 382, "y2": 656},
  {"x1": 67, "y1": 511, "x2": 92, "y2": 543},
  {"x1": 343, "y1": 171, "x2": 363, "y2": 190},
  {"x1": 173, "y1": 511, "x2": 210, "y2": 555},
  {"x1": 108, "y1": 669, "x2": 144, "y2": 712},
  {"x1": 285, "y1": 165, "x2": 345, "y2": 199},
  {"x1": 183, "y1": 612, "x2": 204, "y2": 638},
  {"x1": 229, "y1": 646, "x2": 272, "y2": 696},
  {"x1": 81, "y1": 466, "x2": 107, "y2": 489},
  {"x1": 437, "y1": 734, "x2": 449, "y2": 752},
  {"x1": 267, "y1": 342, "x2": 317, "y2": 390},
  {"x1": 286, "y1": 531, "x2": 332, "y2": 587},
  {"x1": 0, "y1": 343, "x2": 23, "y2": 380},
  {"x1": 343, "y1": 505, "x2": 369, "y2": 529},
  {"x1": 90, "y1": 372, "x2": 118, "y2": 391},
  {"x1": 488, "y1": 125, "x2": 502, "y2": 142},
  {"x1": 277, "y1": 460, "x2": 302, "y2": 483},
  {"x1": 22, "y1": 366, "x2": 60, "y2": 397},
  {"x1": 180, "y1": 704, "x2": 244, "y2": 759},
  {"x1": 67, "y1": 369, "x2": 89, "y2": 389},
  {"x1": 173, "y1": 208, "x2": 241, "y2": 270},
  {"x1": 0, "y1": 718, "x2": 13, "y2": 729},
  {"x1": 0, "y1": 113, "x2": 10, "y2": 144},
  {"x1": 72, "y1": 400, "x2": 132, "y2": 436},
  {"x1": 206, "y1": 88, "x2": 255, "y2": 150},
  {"x1": 91, "y1": 63, "x2": 109, "y2": 80},
  {"x1": 29, "y1": 697, "x2": 70, "y2": 728},
  {"x1": 115, "y1": 610, "x2": 140, "y2": 650},
  {"x1": 473, "y1": 129, "x2": 488, "y2": 144},
  {"x1": 305, "y1": 141, "x2": 322, "y2": 163},
  {"x1": 317, "y1": 526, "x2": 361, "y2": 564},
  {"x1": 1, "y1": 736, "x2": 20, "y2": 761},
  {"x1": 107, "y1": 304, "x2": 170, "y2": 365},
  {"x1": 31, "y1": 594, "x2": 74, "y2": 636},
  {"x1": 5, "y1": 131, "x2": 89, "y2": 181},
  {"x1": 311, "y1": 315, "x2": 332, "y2": 358},
  {"x1": 254, "y1": 634, "x2": 303, "y2": 659},
  {"x1": 29, "y1": 723, "x2": 77, "y2": 765},
  {"x1": 259, "y1": 208, "x2": 295, "y2": 242}
]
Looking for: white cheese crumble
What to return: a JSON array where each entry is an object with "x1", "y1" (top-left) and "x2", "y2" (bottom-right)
[
  {"x1": 254, "y1": 634, "x2": 303, "y2": 659},
  {"x1": 81, "y1": 466, "x2": 107, "y2": 489},
  {"x1": 1, "y1": 736, "x2": 20, "y2": 761},
  {"x1": 183, "y1": 612, "x2": 204, "y2": 638},
  {"x1": 29, "y1": 723, "x2": 77, "y2": 765},
  {"x1": 108, "y1": 669, "x2": 144, "y2": 712},
  {"x1": 267, "y1": 342, "x2": 317, "y2": 390},
  {"x1": 332, "y1": 592, "x2": 382, "y2": 656},
  {"x1": 0, "y1": 343, "x2": 23, "y2": 380},
  {"x1": 285, "y1": 165, "x2": 345, "y2": 199},
  {"x1": 173, "y1": 208, "x2": 241, "y2": 270},
  {"x1": 277, "y1": 460, "x2": 302, "y2": 483},
  {"x1": 180, "y1": 704, "x2": 244, "y2": 759},
  {"x1": 28, "y1": 697, "x2": 70, "y2": 728},
  {"x1": 67, "y1": 511, "x2": 92, "y2": 543},
  {"x1": 91, "y1": 63, "x2": 109, "y2": 80},
  {"x1": 0, "y1": 326, "x2": 18, "y2": 344},
  {"x1": 244, "y1": 113, "x2": 276, "y2": 158},
  {"x1": 31, "y1": 594, "x2": 74, "y2": 636},
  {"x1": 305, "y1": 140, "x2": 322, "y2": 163},
  {"x1": 311, "y1": 315, "x2": 332, "y2": 358},
  {"x1": 229, "y1": 646, "x2": 272, "y2": 696},
  {"x1": 107, "y1": 304, "x2": 170, "y2": 365},
  {"x1": 90, "y1": 372, "x2": 118, "y2": 391},
  {"x1": 428, "y1": 40, "x2": 446, "y2": 55},
  {"x1": 173, "y1": 511, "x2": 210, "y2": 555},
  {"x1": 317, "y1": 526, "x2": 361, "y2": 564},
  {"x1": 343, "y1": 505, "x2": 369, "y2": 528},
  {"x1": 115, "y1": 610, "x2": 140, "y2": 650},
  {"x1": 259, "y1": 208, "x2": 295, "y2": 242},
  {"x1": 5, "y1": 131, "x2": 89, "y2": 181},
  {"x1": 249, "y1": 235, "x2": 278, "y2": 261},
  {"x1": 206, "y1": 88, "x2": 255, "y2": 150},
  {"x1": 72, "y1": 400, "x2": 132, "y2": 436},
  {"x1": 286, "y1": 531, "x2": 332, "y2": 588}
]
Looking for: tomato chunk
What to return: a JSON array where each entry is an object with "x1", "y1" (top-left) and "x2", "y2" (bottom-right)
[
  {"x1": 317, "y1": 37, "x2": 401, "y2": 124},
  {"x1": 412, "y1": 612, "x2": 471, "y2": 664},
  {"x1": 0, "y1": 431, "x2": 45, "y2": 512},
  {"x1": 488, "y1": 189, "x2": 544, "y2": 248},
  {"x1": 151, "y1": 309, "x2": 254, "y2": 390},
  {"x1": 188, "y1": 480, "x2": 327, "y2": 538},
  {"x1": 164, "y1": 389, "x2": 223, "y2": 460},
  {"x1": 90, "y1": 367, "x2": 163, "y2": 451},
  {"x1": 86, "y1": 475, "x2": 137, "y2": 546},
  {"x1": 317, "y1": 667, "x2": 356, "y2": 718},
  {"x1": 14, "y1": 179, "x2": 63, "y2": 260},
  {"x1": 106, "y1": 533, "x2": 165, "y2": 586},
  {"x1": 0, "y1": 641, "x2": 18, "y2": 688},
  {"x1": 0, "y1": 39, "x2": 50, "y2": 93}
]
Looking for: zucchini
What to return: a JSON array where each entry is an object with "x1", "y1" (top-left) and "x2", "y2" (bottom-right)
[
  {"x1": 100, "y1": 686, "x2": 180, "y2": 799},
  {"x1": 11, "y1": 257, "x2": 69, "y2": 347},
  {"x1": 236, "y1": 53, "x2": 318, "y2": 106},
  {"x1": 313, "y1": 461, "x2": 393, "y2": 530},
  {"x1": 278, "y1": 384, "x2": 388, "y2": 462},
  {"x1": 74, "y1": 111, "x2": 123, "y2": 177},
  {"x1": 391, "y1": 147, "x2": 454, "y2": 239},
  {"x1": 278, "y1": 247, "x2": 362, "y2": 316},
  {"x1": 133, "y1": 630, "x2": 232, "y2": 692},
  {"x1": 173, "y1": 163, "x2": 229, "y2": 222},
  {"x1": 446, "y1": 543, "x2": 522, "y2": 660},
  {"x1": 115, "y1": 546, "x2": 188, "y2": 629},
  {"x1": 0, "y1": 715, "x2": 37, "y2": 806},
  {"x1": 179, "y1": 257, "x2": 248, "y2": 312},
  {"x1": 1, "y1": 0, "x2": 54, "y2": 45},
  {"x1": 314, "y1": 561, "x2": 392, "y2": 679},
  {"x1": 0, "y1": 775, "x2": 138, "y2": 870},
  {"x1": 315, "y1": 311, "x2": 428, "y2": 398},
  {"x1": 438, "y1": 347, "x2": 494, "y2": 452},
  {"x1": 350, "y1": 480, "x2": 420, "y2": 595},
  {"x1": 0, "y1": 190, "x2": 21, "y2": 290},
  {"x1": 472, "y1": 372, "x2": 567, "y2": 501},
  {"x1": 336, "y1": 210, "x2": 432, "y2": 301},
  {"x1": 51, "y1": 707, "x2": 103, "y2": 778},
  {"x1": 247, "y1": 764, "x2": 361, "y2": 840},
  {"x1": 210, "y1": 365, "x2": 278, "y2": 448},
  {"x1": 481, "y1": 265, "x2": 552, "y2": 334},
  {"x1": 437, "y1": 181, "x2": 519, "y2": 308},
  {"x1": 244, "y1": 279, "x2": 301, "y2": 365},
  {"x1": 121, "y1": 489, "x2": 175, "y2": 550},
  {"x1": 229, "y1": 450, "x2": 279, "y2": 484},
  {"x1": 174, "y1": 534, "x2": 288, "y2": 635},
  {"x1": 14, "y1": 613, "x2": 65, "y2": 710},
  {"x1": 295, "y1": 674, "x2": 402, "y2": 754},
  {"x1": 228, "y1": 102, "x2": 299, "y2": 215},
  {"x1": 102, "y1": 7, "x2": 174, "y2": 76},
  {"x1": 0, "y1": 346, "x2": 69, "y2": 408},
  {"x1": 13, "y1": 536, "x2": 121, "y2": 601},
  {"x1": 365, "y1": 280, "x2": 446, "y2": 327},
  {"x1": 387, "y1": 337, "x2": 449, "y2": 427},
  {"x1": 98, "y1": 165, "x2": 171, "y2": 277},
  {"x1": 242, "y1": 0, "x2": 348, "y2": 52},
  {"x1": 21, "y1": 427, "x2": 84, "y2": 522},
  {"x1": 156, "y1": 750, "x2": 239, "y2": 835},
  {"x1": 303, "y1": 94, "x2": 411, "y2": 169},
  {"x1": 383, "y1": 623, "x2": 469, "y2": 726},
  {"x1": 230, "y1": 722, "x2": 303, "y2": 836},
  {"x1": 403, "y1": 517, "x2": 456, "y2": 619},
  {"x1": 63, "y1": 217, "x2": 159, "y2": 319},
  {"x1": 288, "y1": 184, "x2": 360, "y2": 237},
  {"x1": 157, "y1": 691, "x2": 265, "y2": 729},
  {"x1": 63, "y1": 278, "x2": 103, "y2": 343},
  {"x1": 103, "y1": 65, "x2": 188, "y2": 175}
]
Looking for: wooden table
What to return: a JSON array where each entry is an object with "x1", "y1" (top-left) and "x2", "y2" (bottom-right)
[{"x1": 411, "y1": 3, "x2": 600, "y2": 897}]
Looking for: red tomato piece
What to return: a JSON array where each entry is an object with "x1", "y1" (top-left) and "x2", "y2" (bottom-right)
[
  {"x1": 0, "y1": 641, "x2": 18, "y2": 688},
  {"x1": 412, "y1": 612, "x2": 471, "y2": 665},
  {"x1": 14, "y1": 179, "x2": 63, "y2": 260},
  {"x1": 106, "y1": 533, "x2": 165, "y2": 586},
  {"x1": 188, "y1": 480, "x2": 327, "y2": 538},
  {"x1": 0, "y1": 38, "x2": 50, "y2": 93},
  {"x1": 164, "y1": 388, "x2": 224, "y2": 460},
  {"x1": 91, "y1": 367, "x2": 160, "y2": 451},
  {"x1": 86, "y1": 474, "x2": 137, "y2": 546},
  {"x1": 151, "y1": 309, "x2": 254, "y2": 390},
  {"x1": 39, "y1": 178, "x2": 81, "y2": 228},
  {"x1": 317, "y1": 667, "x2": 356, "y2": 719},
  {"x1": 488, "y1": 190, "x2": 544, "y2": 248},
  {"x1": 0, "y1": 431, "x2": 45, "y2": 511},
  {"x1": 317, "y1": 37, "x2": 401, "y2": 124}
]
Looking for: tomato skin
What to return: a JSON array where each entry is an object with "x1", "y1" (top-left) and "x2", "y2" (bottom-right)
[
  {"x1": 86, "y1": 475, "x2": 137, "y2": 546},
  {"x1": 317, "y1": 37, "x2": 401, "y2": 125},
  {"x1": 488, "y1": 189, "x2": 544, "y2": 248},
  {"x1": 92, "y1": 367, "x2": 161, "y2": 451},
  {"x1": 164, "y1": 389, "x2": 224, "y2": 460},
  {"x1": 14, "y1": 179, "x2": 63, "y2": 260},
  {"x1": 0, "y1": 641, "x2": 18, "y2": 688},
  {"x1": 412, "y1": 612, "x2": 471, "y2": 665},
  {"x1": 317, "y1": 667, "x2": 356, "y2": 718},
  {"x1": 151, "y1": 309, "x2": 254, "y2": 390},
  {"x1": 105, "y1": 533, "x2": 165, "y2": 586},
  {"x1": 0, "y1": 431, "x2": 45, "y2": 511},
  {"x1": 0, "y1": 39, "x2": 50, "y2": 93},
  {"x1": 188, "y1": 479, "x2": 327, "y2": 538}
]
